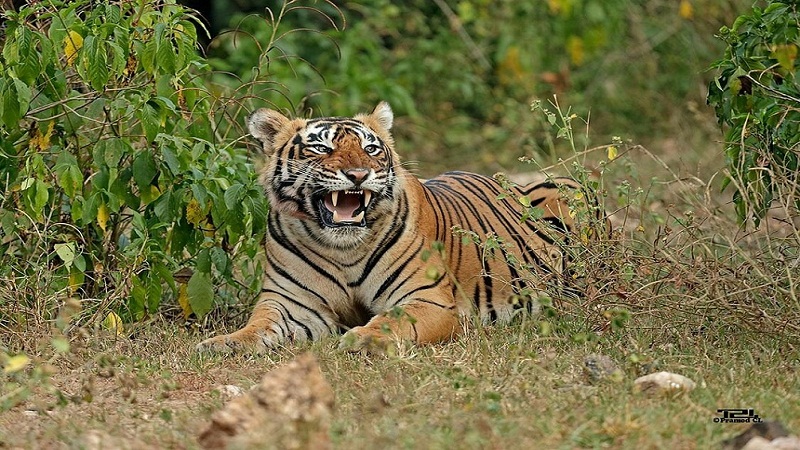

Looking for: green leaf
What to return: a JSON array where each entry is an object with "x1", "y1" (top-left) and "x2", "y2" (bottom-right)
[
  {"x1": 1, "y1": 78, "x2": 21, "y2": 128},
  {"x1": 196, "y1": 248, "x2": 211, "y2": 273},
  {"x1": 223, "y1": 183, "x2": 244, "y2": 210},
  {"x1": 81, "y1": 193, "x2": 100, "y2": 226},
  {"x1": 81, "y1": 35, "x2": 109, "y2": 91},
  {"x1": 161, "y1": 146, "x2": 181, "y2": 175},
  {"x1": 191, "y1": 183, "x2": 207, "y2": 205},
  {"x1": 27, "y1": 179, "x2": 50, "y2": 220},
  {"x1": 153, "y1": 189, "x2": 177, "y2": 222},
  {"x1": 55, "y1": 151, "x2": 82, "y2": 198},
  {"x1": 15, "y1": 28, "x2": 41, "y2": 84},
  {"x1": 154, "y1": 24, "x2": 176, "y2": 74},
  {"x1": 132, "y1": 152, "x2": 157, "y2": 188},
  {"x1": 210, "y1": 247, "x2": 228, "y2": 275},
  {"x1": 54, "y1": 242, "x2": 77, "y2": 268},
  {"x1": 14, "y1": 77, "x2": 31, "y2": 114},
  {"x1": 93, "y1": 138, "x2": 126, "y2": 168},
  {"x1": 146, "y1": 275, "x2": 163, "y2": 313},
  {"x1": 130, "y1": 275, "x2": 147, "y2": 321},
  {"x1": 187, "y1": 271, "x2": 213, "y2": 319},
  {"x1": 138, "y1": 101, "x2": 160, "y2": 141},
  {"x1": 0, "y1": 210, "x2": 16, "y2": 237}
]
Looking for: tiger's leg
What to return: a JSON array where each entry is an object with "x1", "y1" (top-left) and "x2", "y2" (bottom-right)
[
  {"x1": 196, "y1": 293, "x2": 337, "y2": 354},
  {"x1": 340, "y1": 297, "x2": 460, "y2": 353}
]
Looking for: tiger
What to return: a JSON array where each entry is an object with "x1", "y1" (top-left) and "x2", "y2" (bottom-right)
[{"x1": 196, "y1": 102, "x2": 604, "y2": 354}]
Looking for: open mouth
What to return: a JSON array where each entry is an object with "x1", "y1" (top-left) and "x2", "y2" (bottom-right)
[{"x1": 317, "y1": 190, "x2": 373, "y2": 228}]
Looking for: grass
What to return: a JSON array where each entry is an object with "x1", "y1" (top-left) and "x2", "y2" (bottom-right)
[{"x1": 1, "y1": 316, "x2": 798, "y2": 449}]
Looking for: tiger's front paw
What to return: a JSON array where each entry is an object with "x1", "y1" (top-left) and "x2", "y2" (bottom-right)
[
  {"x1": 196, "y1": 329, "x2": 273, "y2": 355},
  {"x1": 338, "y1": 327, "x2": 394, "y2": 354}
]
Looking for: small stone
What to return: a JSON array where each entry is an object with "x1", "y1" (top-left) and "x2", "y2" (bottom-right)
[
  {"x1": 633, "y1": 371, "x2": 695, "y2": 396},
  {"x1": 215, "y1": 384, "x2": 245, "y2": 401},
  {"x1": 583, "y1": 354, "x2": 622, "y2": 384}
]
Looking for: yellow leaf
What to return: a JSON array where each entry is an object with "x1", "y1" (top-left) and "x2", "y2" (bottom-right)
[
  {"x1": 68, "y1": 270, "x2": 84, "y2": 294},
  {"x1": 567, "y1": 36, "x2": 585, "y2": 66},
  {"x1": 497, "y1": 46, "x2": 525, "y2": 86},
  {"x1": 97, "y1": 202, "x2": 109, "y2": 233},
  {"x1": 679, "y1": 0, "x2": 693, "y2": 19},
  {"x1": 772, "y1": 44, "x2": 798, "y2": 72},
  {"x1": 573, "y1": 191, "x2": 585, "y2": 200},
  {"x1": 177, "y1": 284, "x2": 193, "y2": 319},
  {"x1": 140, "y1": 185, "x2": 162, "y2": 204},
  {"x1": 186, "y1": 198, "x2": 205, "y2": 226},
  {"x1": 64, "y1": 30, "x2": 83, "y2": 66},
  {"x1": 4, "y1": 354, "x2": 30, "y2": 374},
  {"x1": 607, "y1": 145, "x2": 618, "y2": 161},
  {"x1": 636, "y1": 225, "x2": 645, "y2": 233},
  {"x1": 547, "y1": 0, "x2": 573, "y2": 15},
  {"x1": 102, "y1": 311, "x2": 124, "y2": 336},
  {"x1": 29, "y1": 122, "x2": 55, "y2": 152}
]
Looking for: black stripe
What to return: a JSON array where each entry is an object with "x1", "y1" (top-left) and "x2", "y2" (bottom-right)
[
  {"x1": 373, "y1": 241, "x2": 424, "y2": 303},
  {"x1": 268, "y1": 262, "x2": 332, "y2": 309},
  {"x1": 453, "y1": 174, "x2": 555, "y2": 267},
  {"x1": 262, "y1": 287, "x2": 332, "y2": 330},
  {"x1": 348, "y1": 191, "x2": 410, "y2": 287},
  {"x1": 261, "y1": 299, "x2": 290, "y2": 339},
  {"x1": 269, "y1": 299, "x2": 314, "y2": 340},
  {"x1": 267, "y1": 213, "x2": 348, "y2": 295},
  {"x1": 484, "y1": 270, "x2": 497, "y2": 322},
  {"x1": 392, "y1": 271, "x2": 449, "y2": 308}
]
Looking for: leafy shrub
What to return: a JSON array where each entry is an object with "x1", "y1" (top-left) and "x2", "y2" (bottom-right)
[
  {"x1": 207, "y1": 0, "x2": 749, "y2": 175},
  {"x1": 708, "y1": 0, "x2": 800, "y2": 225},
  {"x1": 0, "y1": 0, "x2": 268, "y2": 330},
  {"x1": 528, "y1": 97, "x2": 800, "y2": 346}
]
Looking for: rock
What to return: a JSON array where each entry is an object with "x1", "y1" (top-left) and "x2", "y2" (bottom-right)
[
  {"x1": 723, "y1": 421, "x2": 790, "y2": 450},
  {"x1": 771, "y1": 437, "x2": 800, "y2": 450},
  {"x1": 632, "y1": 371, "x2": 695, "y2": 396},
  {"x1": 583, "y1": 354, "x2": 622, "y2": 384},
  {"x1": 215, "y1": 384, "x2": 245, "y2": 401},
  {"x1": 739, "y1": 436, "x2": 800, "y2": 450},
  {"x1": 741, "y1": 437, "x2": 780, "y2": 450},
  {"x1": 198, "y1": 353, "x2": 334, "y2": 450}
]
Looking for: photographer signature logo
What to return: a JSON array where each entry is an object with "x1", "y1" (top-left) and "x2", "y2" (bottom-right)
[{"x1": 714, "y1": 408, "x2": 763, "y2": 424}]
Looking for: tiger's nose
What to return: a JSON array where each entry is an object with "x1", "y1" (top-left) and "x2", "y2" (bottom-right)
[{"x1": 344, "y1": 168, "x2": 370, "y2": 183}]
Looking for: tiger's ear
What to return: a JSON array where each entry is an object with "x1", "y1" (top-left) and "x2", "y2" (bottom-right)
[
  {"x1": 247, "y1": 108, "x2": 290, "y2": 155},
  {"x1": 369, "y1": 101, "x2": 393, "y2": 131}
]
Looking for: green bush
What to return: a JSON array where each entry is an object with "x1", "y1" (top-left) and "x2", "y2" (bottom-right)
[
  {"x1": 0, "y1": 0, "x2": 268, "y2": 328},
  {"x1": 208, "y1": 0, "x2": 748, "y2": 174},
  {"x1": 708, "y1": 0, "x2": 800, "y2": 225}
]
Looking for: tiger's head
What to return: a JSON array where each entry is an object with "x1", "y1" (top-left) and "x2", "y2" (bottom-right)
[{"x1": 247, "y1": 102, "x2": 402, "y2": 249}]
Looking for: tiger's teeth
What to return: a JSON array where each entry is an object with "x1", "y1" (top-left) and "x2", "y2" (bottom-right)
[
  {"x1": 333, "y1": 210, "x2": 342, "y2": 223},
  {"x1": 363, "y1": 191, "x2": 372, "y2": 206},
  {"x1": 353, "y1": 211, "x2": 365, "y2": 222},
  {"x1": 331, "y1": 191, "x2": 339, "y2": 207}
]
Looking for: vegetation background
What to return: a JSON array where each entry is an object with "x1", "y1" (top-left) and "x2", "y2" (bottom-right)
[{"x1": 1, "y1": 0, "x2": 798, "y2": 448}]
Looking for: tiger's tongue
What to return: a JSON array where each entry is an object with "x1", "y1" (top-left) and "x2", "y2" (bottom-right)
[{"x1": 324, "y1": 192, "x2": 361, "y2": 220}]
